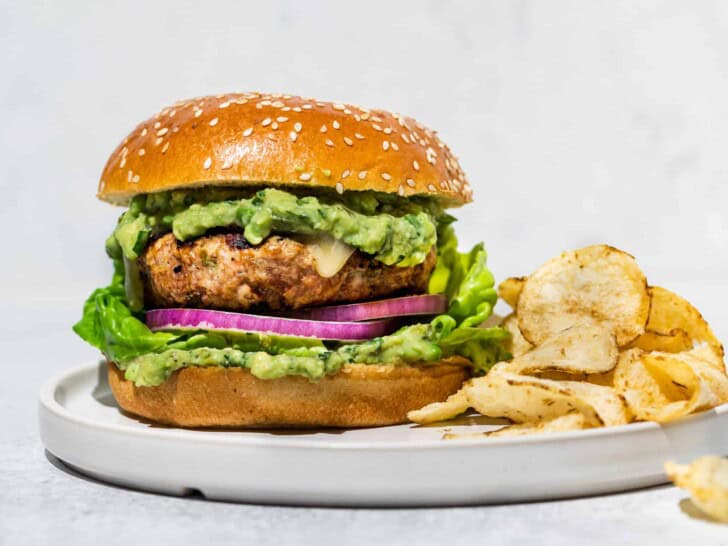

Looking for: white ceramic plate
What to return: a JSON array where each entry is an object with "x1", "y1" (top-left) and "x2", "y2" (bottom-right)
[{"x1": 39, "y1": 361, "x2": 728, "y2": 506}]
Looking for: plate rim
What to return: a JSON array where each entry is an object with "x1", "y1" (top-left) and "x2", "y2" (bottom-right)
[{"x1": 39, "y1": 360, "x2": 728, "y2": 451}]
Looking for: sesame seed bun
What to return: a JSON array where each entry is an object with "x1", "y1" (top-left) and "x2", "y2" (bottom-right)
[
  {"x1": 107, "y1": 360, "x2": 469, "y2": 428},
  {"x1": 98, "y1": 92, "x2": 472, "y2": 206}
]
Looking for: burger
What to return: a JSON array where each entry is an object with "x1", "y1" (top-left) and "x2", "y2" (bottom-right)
[{"x1": 74, "y1": 92, "x2": 508, "y2": 428}]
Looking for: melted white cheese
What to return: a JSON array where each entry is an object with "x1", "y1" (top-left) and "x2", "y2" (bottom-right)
[{"x1": 305, "y1": 235, "x2": 355, "y2": 278}]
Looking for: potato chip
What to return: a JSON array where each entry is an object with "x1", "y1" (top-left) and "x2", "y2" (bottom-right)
[
  {"x1": 444, "y1": 412, "x2": 588, "y2": 440},
  {"x1": 614, "y1": 349, "x2": 725, "y2": 422},
  {"x1": 486, "y1": 412, "x2": 589, "y2": 438},
  {"x1": 501, "y1": 313, "x2": 533, "y2": 357},
  {"x1": 647, "y1": 286, "x2": 724, "y2": 358},
  {"x1": 500, "y1": 323, "x2": 618, "y2": 375},
  {"x1": 665, "y1": 456, "x2": 728, "y2": 523},
  {"x1": 498, "y1": 277, "x2": 526, "y2": 309},
  {"x1": 517, "y1": 245, "x2": 649, "y2": 347},
  {"x1": 628, "y1": 328, "x2": 693, "y2": 353},
  {"x1": 467, "y1": 372, "x2": 603, "y2": 426},
  {"x1": 407, "y1": 385, "x2": 471, "y2": 425},
  {"x1": 555, "y1": 380, "x2": 630, "y2": 426}
]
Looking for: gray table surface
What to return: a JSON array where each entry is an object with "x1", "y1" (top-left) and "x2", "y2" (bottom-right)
[{"x1": 3, "y1": 297, "x2": 728, "y2": 546}]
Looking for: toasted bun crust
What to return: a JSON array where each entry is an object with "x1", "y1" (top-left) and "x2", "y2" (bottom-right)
[
  {"x1": 98, "y1": 92, "x2": 472, "y2": 206},
  {"x1": 107, "y1": 360, "x2": 469, "y2": 428}
]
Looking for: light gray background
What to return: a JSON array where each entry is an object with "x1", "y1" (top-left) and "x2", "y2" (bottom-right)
[{"x1": 2, "y1": 1, "x2": 728, "y2": 544}]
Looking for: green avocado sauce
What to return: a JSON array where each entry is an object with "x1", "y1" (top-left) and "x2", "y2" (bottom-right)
[
  {"x1": 106, "y1": 187, "x2": 439, "y2": 268},
  {"x1": 120, "y1": 324, "x2": 446, "y2": 387}
]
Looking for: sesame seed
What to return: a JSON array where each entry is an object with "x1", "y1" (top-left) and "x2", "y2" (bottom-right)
[
  {"x1": 262, "y1": 118, "x2": 272, "y2": 126},
  {"x1": 138, "y1": 148, "x2": 145, "y2": 156},
  {"x1": 382, "y1": 141, "x2": 390, "y2": 151},
  {"x1": 155, "y1": 137, "x2": 163, "y2": 146},
  {"x1": 343, "y1": 137, "x2": 353, "y2": 146},
  {"x1": 292, "y1": 107, "x2": 302, "y2": 112},
  {"x1": 325, "y1": 139, "x2": 334, "y2": 147},
  {"x1": 398, "y1": 185, "x2": 405, "y2": 196},
  {"x1": 209, "y1": 118, "x2": 218, "y2": 127},
  {"x1": 335, "y1": 182, "x2": 344, "y2": 194},
  {"x1": 141, "y1": 128, "x2": 148, "y2": 136},
  {"x1": 332, "y1": 120, "x2": 340, "y2": 130},
  {"x1": 203, "y1": 157, "x2": 212, "y2": 169},
  {"x1": 219, "y1": 101, "x2": 231, "y2": 109},
  {"x1": 371, "y1": 115, "x2": 383, "y2": 122},
  {"x1": 154, "y1": 121, "x2": 161, "y2": 129},
  {"x1": 426, "y1": 147, "x2": 437, "y2": 164},
  {"x1": 413, "y1": 160, "x2": 420, "y2": 171},
  {"x1": 381, "y1": 173, "x2": 392, "y2": 181},
  {"x1": 427, "y1": 184, "x2": 436, "y2": 192},
  {"x1": 358, "y1": 171, "x2": 367, "y2": 180},
  {"x1": 161, "y1": 142, "x2": 170, "y2": 153},
  {"x1": 132, "y1": 174, "x2": 140, "y2": 183},
  {"x1": 243, "y1": 127, "x2": 253, "y2": 137},
  {"x1": 282, "y1": 106, "x2": 291, "y2": 112},
  {"x1": 342, "y1": 170, "x2": 351, "y2": 178},
  {"x1": 271, "y1": 122, "x2": 279, "y2": 130},
  {"x1": 294, "y1": 122, "x2": 302, "y2": 132},
  {"x1": 289, "y1": 131, "x2": 297, "y2": 142},
  {"x1": 333, "y1": 103, "x2": 345, "y2": 111},
  {"x1": 119, "y1": 157, "x2": 126, "y2": 168},
  {"x1": 194, "y1": 110, "x2": 202, "y2": 118},
  {"x1": 320, "y1": 125, "x2": 327, "y2": 133},
  {"x1": 299, "y1": 172, "x2": 312, "y2": 181},
  {"x1": 302, "y1": 104, "x2": 313, "y2": 110},
  {"x1": 271, "y1": 101, "x2": 284, "y2": 108},
  {"x1": 372, "y1": 124, "x2": 382, "y2": 132},
  {"x1": 277, "y1": 116, "x2": 288, "y2": 122},
  {"x1": 222, "y1": 158, "x2": 233, "y2": 169},
  {"x1": 127, "y1": 170, "x2": 132, "y2": 182},
  {"x1": 406, "y1": 178, "x2": 415, "y2": 187},
  {"x1": 401, "y1": 134, "x2": 410, "y2": 143},
  {"x1": 391, "y1": 142, "x2": 399, "y2": 151},
  {"x1": 354, "y1": 133, "x2": 364, "y2": 140}
]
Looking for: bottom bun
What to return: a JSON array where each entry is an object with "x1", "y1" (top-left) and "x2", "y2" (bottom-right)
[{"x1": 108, "y1": 360, "x2": 469, "y2": 428}]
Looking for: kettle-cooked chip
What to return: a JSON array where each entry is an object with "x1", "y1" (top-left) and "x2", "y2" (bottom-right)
[
  {"x1": 628, "y1": 328, "x2": 693, "y2": 353},
  {"x1": 647, "y1": 286, "x2": 724, "y2": 359},
  {"x1": 517, "y1": 245, "x2": 649, "y2": 347},
  {"x1": 445, "y1": 412, "x2": 589, "y2": 440},
  {"x1": 467, "y1": 372, "x2": 603, "y2": 426},
  {"x1": 665, "y1": 456, "x2": 728, "y2": 523},
  {"x1": 498, "y1": 276, "x2": 526, "y2": 309},
  {"x1": 614, "y1": 349, "x2": 726, "y2": 423},
  {"x1": 407, "y1": 384, "x2": 471, "y2": 425},
  {"x1": 503, "y1": 323, "x2": 618, "y2": 376},
  {"x1": 501, "y1": 313, "x2": 533, "y2": 357}
]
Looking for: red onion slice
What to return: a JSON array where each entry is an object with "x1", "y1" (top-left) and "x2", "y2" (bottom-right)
[
  {"x1": 146, "y1": 308, "x2": 400, "y2": 341},
  {"x1": 291, "y1": 294, "x2": 448, "y2": 322}
]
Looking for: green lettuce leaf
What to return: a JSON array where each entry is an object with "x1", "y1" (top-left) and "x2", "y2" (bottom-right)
[{"x1": 427, "y1": 224, "x2": 509, "y2": 373}]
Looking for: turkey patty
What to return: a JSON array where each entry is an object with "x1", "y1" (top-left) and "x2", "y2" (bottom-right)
[{"x1": 139, "y1": 231, "x2": 436, "y2": 311}]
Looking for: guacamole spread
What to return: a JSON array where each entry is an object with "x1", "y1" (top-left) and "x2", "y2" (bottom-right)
[{"x1": 107, "y1": 188, "x2": 438, "y2": 267}]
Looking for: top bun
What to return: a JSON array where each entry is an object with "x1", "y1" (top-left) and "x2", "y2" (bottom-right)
[{"x1": 98, "y1": 92, "x2": 472, "y2": 206}]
